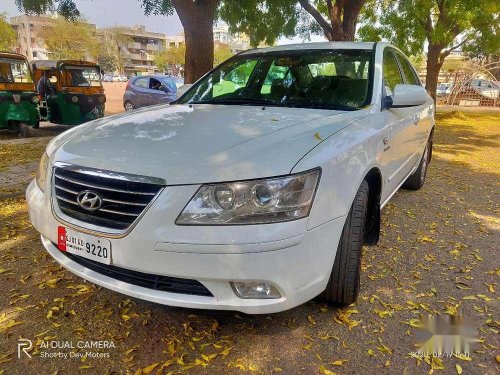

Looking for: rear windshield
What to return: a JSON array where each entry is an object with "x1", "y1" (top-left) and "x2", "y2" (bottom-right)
[{"x1": 177, "y1": 49, "x2": 373, "y2": 110}]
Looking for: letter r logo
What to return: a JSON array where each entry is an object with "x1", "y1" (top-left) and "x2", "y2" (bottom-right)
[{"x1": 18, "y1": 338, "x2": 32, "y2": 358}]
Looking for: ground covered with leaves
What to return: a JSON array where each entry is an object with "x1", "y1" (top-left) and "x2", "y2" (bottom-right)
[{"x1": 0, "y1": 111, "x2": 498, "y2": 374}]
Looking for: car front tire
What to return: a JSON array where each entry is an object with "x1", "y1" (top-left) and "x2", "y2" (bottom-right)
[
  {"x1": 402, "y1": 135, "x2": 432, "y2": 190},
  {"x1": 318, "y1": 180, "x2": 369, "y2": 306}
]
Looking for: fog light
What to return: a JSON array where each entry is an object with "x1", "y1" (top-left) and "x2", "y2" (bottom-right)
[{"x1": 231, "y1": 281, "x2": 281, "y2": 299}]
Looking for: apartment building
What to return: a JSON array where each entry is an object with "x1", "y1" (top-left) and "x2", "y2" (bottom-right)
[
  {"x1": 10, "y1": 15, "x2": 57, "y2": 60},
  {"x1": 10, "y1": 14, "x2": 97, "y2": 61},
  {"x1": 9, "y1": 17, "x2": 249, "y2": 76},
  {"x1": 97, "y1": 25, "x2": 173, "y2": 76}
]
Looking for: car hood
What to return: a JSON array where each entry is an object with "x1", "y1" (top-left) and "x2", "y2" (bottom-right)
[{"x1": 52, "y1": 104, "x2": 367, "y2": 184}]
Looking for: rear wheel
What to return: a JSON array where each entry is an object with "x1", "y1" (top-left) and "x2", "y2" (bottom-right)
[
  {"x1": 318, "y1": 180, "x2": 369, "y2": 306},
  {"x1": 19, "y1": 122, "x2": 31, "y2": 138},
  {"x1": 124, "y1": 101, "x2": 134, "y2": 111}
]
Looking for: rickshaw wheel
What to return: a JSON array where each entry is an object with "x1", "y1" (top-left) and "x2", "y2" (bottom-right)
[
  {"x1": 19, "y1": 123, "x2": 32, "y2": 138},
  {"x1": 7, "y1": 122, "x2": 18, "y2": 133}
]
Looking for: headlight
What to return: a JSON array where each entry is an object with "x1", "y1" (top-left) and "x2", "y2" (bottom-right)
[
  {"x1": 176, "y1": 169, "x2": 320, "y2": 225},
  {"x1": 35, "y1": 152, "x2": 50, "y2": 192},
  {"x1": 71, "y1": 96, "x2": 79, "y2": 103},
  {"x1": 31, "y1": 95, "x2": 39, "y2": 104}
]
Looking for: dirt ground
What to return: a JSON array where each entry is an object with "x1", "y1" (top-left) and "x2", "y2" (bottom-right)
[
  {"x1": 103, "y1": 82, "x2": 128, "y2": 115},
  {"x1": 0, "y1": 110, "x2": 499, "y2": 375}
]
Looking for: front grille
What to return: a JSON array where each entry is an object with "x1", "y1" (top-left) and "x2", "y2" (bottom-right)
[
  {"x1": 62, "y1": 251, "x2": 213, "y2": 297},
  {"x1": 53, "y1": 166, "x2": 164, "y2": 231}
]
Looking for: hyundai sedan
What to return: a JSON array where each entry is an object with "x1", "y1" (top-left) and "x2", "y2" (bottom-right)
[{"x1": 27, "y1": 42, "x2": 434, "y2": 314}]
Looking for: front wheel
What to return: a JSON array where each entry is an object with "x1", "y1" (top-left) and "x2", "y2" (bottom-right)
[
  {"x1": 402, "y1": 136, "x2": 432, "y2": 190},
  {"x1": 318, "y1": 180, "x2": 369, "y2": 306},
  {"x1": 124, "y1": 101, "x2": 134, "y2": 111}
]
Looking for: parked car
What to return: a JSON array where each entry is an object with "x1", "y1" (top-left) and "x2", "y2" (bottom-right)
[
  {"x1": 436, "y1": 82, "x2": 453, "y2": 96},
  {"x1": 123, "y1": 75, "x2": 178, "y2": 110},
  {"x1": 27, "y1": 42, "x2": 434, "y2": 314},
  {"x1": 111, "y1": 75, "x2": 127, "y2": 82},
  {"x1": 102, "y1": 74, "x2": 113, "y2": 82}
]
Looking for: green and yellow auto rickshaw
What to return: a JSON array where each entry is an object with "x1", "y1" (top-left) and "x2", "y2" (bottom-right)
[
  {"x1": 0, "y1": 52, "x2": 39, "y2": 136},
  {"x1": 32, "y1": 60, "x2": 106, "y2": 126}
]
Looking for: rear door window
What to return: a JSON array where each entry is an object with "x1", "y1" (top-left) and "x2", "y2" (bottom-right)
[{"x1": 395, "y1": 52, "x2": 420, "y2": 86}]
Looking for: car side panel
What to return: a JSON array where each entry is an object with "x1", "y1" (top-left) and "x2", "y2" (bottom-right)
[{"x1": 291, "y1": 106, "x2": 389, "y2": 230}]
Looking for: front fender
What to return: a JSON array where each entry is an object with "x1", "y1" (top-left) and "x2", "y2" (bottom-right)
[
  {"x1": 292, "y1": 107, "x2": 385, "y2": 230},
  {"x1": 5, "y1": 104, "x2": 31, "y2": 122}
]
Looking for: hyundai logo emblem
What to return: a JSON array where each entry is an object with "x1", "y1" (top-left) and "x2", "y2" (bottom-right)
[{"x1": 76, "y1": 190, "x2": 103, "y2": 211}]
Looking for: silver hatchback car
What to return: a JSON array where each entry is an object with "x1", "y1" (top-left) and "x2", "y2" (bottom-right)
[{"x1": 123, "y1": 75, "x2": 180, "y2": 111}]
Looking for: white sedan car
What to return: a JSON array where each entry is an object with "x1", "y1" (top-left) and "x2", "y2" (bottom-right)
[{"x1": 27, "y1": 42, "x2": 434, "y2": 314}]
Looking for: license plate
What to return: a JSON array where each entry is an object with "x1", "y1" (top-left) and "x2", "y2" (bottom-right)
[{"x1": 57, "y1": 226, "x2": 111, "y2": 265}]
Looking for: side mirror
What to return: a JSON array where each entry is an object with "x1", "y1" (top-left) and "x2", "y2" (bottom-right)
[
  {"x1": 388, "y1": 84, "x2": 428, "y2": 108},
  {"x1": 176, "y1": 84, "x2": 193, "y2": 98}
]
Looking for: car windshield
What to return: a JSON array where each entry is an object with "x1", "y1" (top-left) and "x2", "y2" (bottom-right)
[
  {"x1": 0, "y1": 57, "x2": 33, "y2": 85},
  {"x1": 177, "y1": 49, "x2": 373, "y2": 110},
  {"x1": 62, "y1": 65, "x2": 102, "y2": 87}
]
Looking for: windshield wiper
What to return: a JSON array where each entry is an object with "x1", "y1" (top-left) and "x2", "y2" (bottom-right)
[{"x1": 283, "y1": 100, "x2": 359, "y2": 111}]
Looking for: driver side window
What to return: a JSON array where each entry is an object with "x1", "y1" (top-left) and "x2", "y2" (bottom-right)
[{"x1": 383, "y1": 49, "x2": 403, "y2": 96}]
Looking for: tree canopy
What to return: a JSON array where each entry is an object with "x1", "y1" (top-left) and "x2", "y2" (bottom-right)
[
  {"x1": 360, "y1": 0, "x2": 499, "y2": 100},
  {"x1": 213, "y1": 42, "x2": 233, "y2": 66},
  {"x1": 153, "y1": 42, "x2": 185, "y2": 72},
  {"x1": 38, "y1": 17, "x2": 98, "y2": 60},
  {"x1": 0, "y1": 13, "x2": 17, "y2": 51}
]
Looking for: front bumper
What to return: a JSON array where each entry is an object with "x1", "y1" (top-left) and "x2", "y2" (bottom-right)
[{"x1": 27, "y1": 179, "x2": 346, "y2": 314}]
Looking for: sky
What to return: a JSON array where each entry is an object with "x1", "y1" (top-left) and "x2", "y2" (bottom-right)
[
  {"x1": 1, "y1": 0, "x2": 325, "y2": 44},
  {"x1": 2, "y1": 0, "x2": 184, "y2": 35}
]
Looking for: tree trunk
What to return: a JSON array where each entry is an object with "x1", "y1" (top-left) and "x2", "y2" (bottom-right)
[
  {"x1": 298, "y1": 0, "x2": 364, "y2": 42},
  {"x1": 425, "y1": 43, "x2": 444, "y2": 103},
  {"x1": 173, "y1": 0, "x2": 218, "y2": 83}
]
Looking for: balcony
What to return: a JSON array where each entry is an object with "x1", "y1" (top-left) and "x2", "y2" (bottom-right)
[
  {"x1": 127, "y1": 42, "x2": 142, "y2": 49},
  {"x1": 146, "y1": 43, "x2": 162, "y2": 52}
]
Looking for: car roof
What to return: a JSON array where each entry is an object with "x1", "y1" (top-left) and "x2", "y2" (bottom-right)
[
  {"x1": 240, "y1": 41, "x2": 376, "y2": 55},
  {"x1": 133, "y1": 75, "x2": 177, "y2": 80},
  {"x1": 33, "y1": 60, "x2": 99, "y2": 70},
  {"x1": 0, "y1": 51, "x2": 29, "y2": 61}
]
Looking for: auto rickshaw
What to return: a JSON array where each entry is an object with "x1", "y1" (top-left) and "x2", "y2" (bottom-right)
[
  {"x1": 32, "y1": 60, "x2": 106, "y2": 126},
  {"x1": 0, "y1": 52, "x2": 39, "y2": 137}
]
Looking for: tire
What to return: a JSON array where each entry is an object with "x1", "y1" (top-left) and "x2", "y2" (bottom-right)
[
  {"x1": 33, "y1": 121, "x2": 40, "y2": 129},
  {"x1": 402, "y1": 136, "x2": 432, "y2": 190},
  {"x1": 318, "y1": 180, "x2": 369, "y2": 306},
  {"x1": 124, "y1": 101, "x2": 134, "y2": 111}
]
